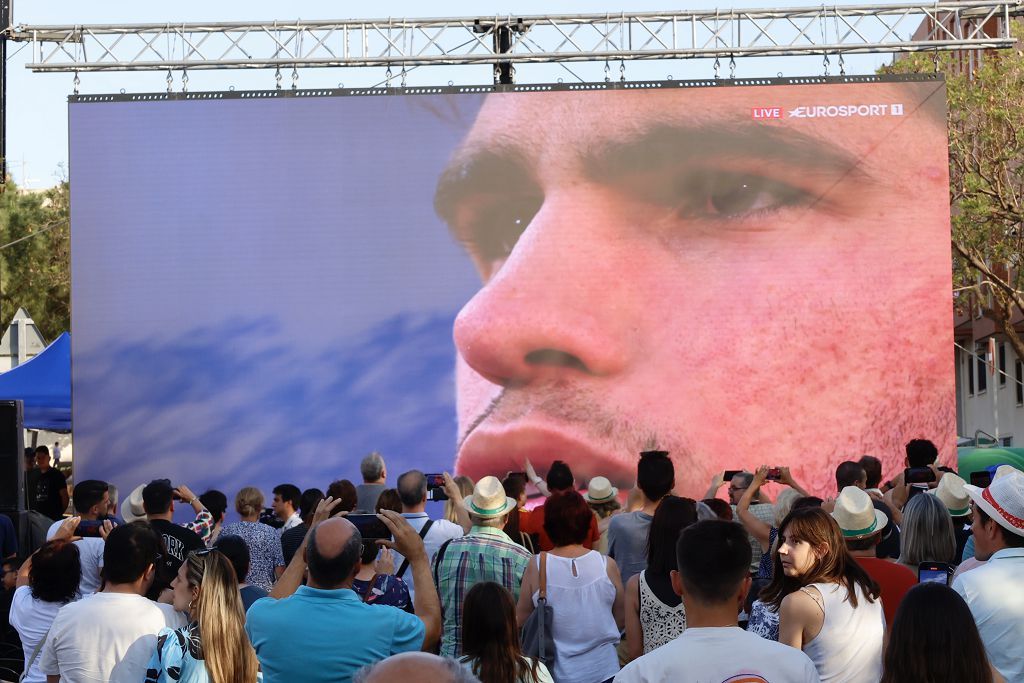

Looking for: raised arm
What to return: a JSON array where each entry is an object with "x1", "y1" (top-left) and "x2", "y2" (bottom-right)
[
  {"x1": 378, "y1": 509, "x2": 442, "y2": 650},
  {"x1": 269, "y1": 497, "x2": 343, "y2": 599},
  {"x1": 442, "y1": 473, "x2": 472, "y2": 534},
  {"x1": 778, "y1": 467, "x2": 810, "y2": 498},
  {"x1": 525, "y1": 459, "x2": 551, "y2": 498},
  {"x1": 703, "y1": 471, "x2": 726, "y2": 500},
  {"x1": 738, "y1": 467, "x2": 772, "y2": 550}
]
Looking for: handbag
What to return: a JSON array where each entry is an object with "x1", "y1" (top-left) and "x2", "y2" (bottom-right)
[{"x1": 521, "y1": 552, "x2": 556, "y2": 671}]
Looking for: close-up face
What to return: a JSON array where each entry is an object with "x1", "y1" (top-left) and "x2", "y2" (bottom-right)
[
  {"x1": 171, "y1": 561, "x2": 198, "y2": 613},
  {"x1": 777, "y1": 525, "x2": 821, "y2": 577},
  {"x1": 438, "y1": 82, "x2": 955, "y2": 496},
  {"x1": 35, "y1": 452, "x2": 49, "y2": 469}
]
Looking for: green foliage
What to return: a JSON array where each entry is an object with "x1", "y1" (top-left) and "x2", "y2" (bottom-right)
[
  {"x1": 881, "y1": 24, "x2": 1024, "y2": 361},
  {"x1": 0, "y1": 177, "x2": 71, "y2": 341}
]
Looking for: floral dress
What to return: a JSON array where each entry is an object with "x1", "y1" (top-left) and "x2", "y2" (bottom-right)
[
  {"x1": 145, "y1": 621, "x2": 261, "y2": 683},
  {"x1": 144, "y1": 622, "x2": 208, "y2": 683},
  {"x1": 351, "y1": 574, "x2": 413, "y2": 612}
]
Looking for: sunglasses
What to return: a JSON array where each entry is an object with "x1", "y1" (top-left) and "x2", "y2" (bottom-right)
[{"x1": 191, "y1": 548, "x2": 218, "y2": 559}]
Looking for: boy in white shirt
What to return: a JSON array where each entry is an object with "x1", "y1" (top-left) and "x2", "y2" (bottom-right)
[{"x1": 615, "y1": 519, "x2": 820, "y2": 683}]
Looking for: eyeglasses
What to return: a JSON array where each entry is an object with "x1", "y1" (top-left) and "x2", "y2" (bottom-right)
[{"x1": 728, "y1": 486, "x2": 748, "y2": 493}]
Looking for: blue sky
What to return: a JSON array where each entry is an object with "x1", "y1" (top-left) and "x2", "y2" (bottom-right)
[{"x1": 8, "y1": 1, "x2": 901, "y2": 188}]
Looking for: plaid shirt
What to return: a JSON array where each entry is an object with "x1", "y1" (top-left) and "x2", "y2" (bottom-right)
[
  {"x1": 432, "y1": 525, "x2": 532, "y2": 657},
  {"x1": 732, "y1": 502, "x2": 776, "y2": 572}
]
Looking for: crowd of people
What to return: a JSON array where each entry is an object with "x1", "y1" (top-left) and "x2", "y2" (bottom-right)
[{"x1": 1, "y1": 442, "x2": 1022, "y2": 683}]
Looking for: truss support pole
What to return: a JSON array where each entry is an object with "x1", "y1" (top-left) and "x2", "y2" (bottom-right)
[{"x1": 494, "y1": 24, "x2": 514, "y2": 85}]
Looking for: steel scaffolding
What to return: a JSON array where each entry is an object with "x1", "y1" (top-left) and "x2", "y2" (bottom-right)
[{"x1": 8, "y1": 2, "x2": 1021, "y2": 73}]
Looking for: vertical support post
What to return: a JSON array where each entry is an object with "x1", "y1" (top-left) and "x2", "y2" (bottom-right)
[
  {"x1": 493, "y1": 23, "x2": 513, "y2": 85},
  {"x1": 0, "y1": 0, "x2": 11, "y2": 186}
]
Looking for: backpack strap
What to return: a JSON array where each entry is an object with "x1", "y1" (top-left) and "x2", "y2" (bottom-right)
[{"x1": 397, "y1": 519, "x2": 434, "y2": 579}]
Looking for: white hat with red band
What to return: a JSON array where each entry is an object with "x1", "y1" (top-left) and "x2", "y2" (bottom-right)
[{"x1": 964, "y1": 468, "x2": 1024, "y2": 538}]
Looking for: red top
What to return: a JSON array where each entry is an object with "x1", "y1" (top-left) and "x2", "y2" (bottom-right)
[
  {"x1": 520, "y1": 501, "x2": 601, "y2": 552},
  {"x1": 854, "y1": 556, "x2": 918, "y2": 629}
]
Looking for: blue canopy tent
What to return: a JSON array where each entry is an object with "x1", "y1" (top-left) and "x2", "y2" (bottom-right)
[{"x1": 0, "y1": 332, "x2": 71, "y2": 431}]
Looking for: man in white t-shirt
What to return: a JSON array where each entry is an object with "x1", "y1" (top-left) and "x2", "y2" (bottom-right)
[
  {"x1": 39, "y1": 521, "x2": 186, "y2": 683},
  {"x1": 45, "y1": 479, "x2": 111, "y2": 595},
  {"x1": 391, "y1": 470, "x2": 469, "y2": 600},
  {"x1": 615, "y1": 519, "x2": 819, "y2": 683}
]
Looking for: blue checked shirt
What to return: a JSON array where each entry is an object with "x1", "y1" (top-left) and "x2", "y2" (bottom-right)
[{"x1": 432, "y1": 525, "x2": 532, "y2": 657}]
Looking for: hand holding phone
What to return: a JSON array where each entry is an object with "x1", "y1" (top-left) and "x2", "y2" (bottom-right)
[
  {"x1": 425, "y1": 473, "x2": 449, "y2": 501},
  {"x1": 765, "y1": 467, "x2": 782, "y2": 481}
]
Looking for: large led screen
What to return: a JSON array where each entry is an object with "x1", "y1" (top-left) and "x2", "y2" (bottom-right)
[{"x1": 70, "y1": 76, "x2": 955, "y2": 504}]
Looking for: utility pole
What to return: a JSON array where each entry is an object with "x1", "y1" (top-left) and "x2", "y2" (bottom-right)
[{"x1": 0, "y1": 0, "x2": 10, "y2": 186}]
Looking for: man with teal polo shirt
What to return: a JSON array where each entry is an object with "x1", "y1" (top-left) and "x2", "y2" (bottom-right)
[
  {"x1": 246, "y1": 502, "x2": 441, "y2": 683},
  {"x1": 432, "y1": 476, "x2": 532, "y2": 657}
]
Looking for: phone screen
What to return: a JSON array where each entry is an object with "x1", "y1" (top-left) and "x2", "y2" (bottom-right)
[
  {"x1": 918, "y1": 569, "x2": 948, "y2": 584},
  {"x1": 346, "y1": 514, "x2": 391, "y2": 541}
]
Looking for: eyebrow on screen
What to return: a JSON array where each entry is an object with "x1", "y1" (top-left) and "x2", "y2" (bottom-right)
[
  {"x1": 433, "y1": 148, "x2": 537, "y2": 227},
  {"x1": 586, "y1": 121, "x2": 868, "y2": 182}
]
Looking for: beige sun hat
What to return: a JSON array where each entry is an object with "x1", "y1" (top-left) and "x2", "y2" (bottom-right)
[
  {"x1": 831, "y1": 486, "x2": 888, "y2": 539},
  {"x1": 121, "y1": 484, "x2": 148, "y2": 523},
  {"x1": 584, "y1": 476, "x2": 619, "y2": 504},
  {"x1": 964, "y1": 468, "x2": 1024, "y2": 538},
  {"x1": 930, "y1": 472, "x2": 971, "y2": 517},
  {"x1": 463, "y1": 476, "x2": 517, "y2": 519}
]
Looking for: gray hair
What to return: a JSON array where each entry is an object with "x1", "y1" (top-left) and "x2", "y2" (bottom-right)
[
  {"x1": 732, "y1": 471, "x2": 754, "y2": 488},
  {"x1": 107, "y1": 484, "x2": 119, "y2": 508},
  {"x1": 899, "y1": 492, "x2": 957, "y2": 566},
  {"x1": 469, "y1": 512, "x2": 506, "y2": 528},
  {"x1": 354, "y1": 656, "x2": 480, "y2": 683},
  {"x1": 773, "y1": 488, "x2": 802, "y2": 527},
  {"x1": 360, "y1": 452, "x2": 386, "y2": 482}
]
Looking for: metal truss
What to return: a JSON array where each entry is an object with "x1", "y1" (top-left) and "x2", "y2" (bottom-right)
[{"x1": 8, "y1": 1, "x2": 1022, "y2": 73}]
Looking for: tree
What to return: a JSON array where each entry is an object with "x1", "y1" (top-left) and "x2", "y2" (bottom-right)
[
  {"x1": 0, "y1": 177, "x2": 71, "y2": 341},
  {"x1": 882, "y1": 21, "x2": 1024, "y2": 364}
]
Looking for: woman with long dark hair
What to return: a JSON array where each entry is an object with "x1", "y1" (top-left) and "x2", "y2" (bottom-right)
[
  {"x1": 460, "y1": 581, "x2": 553, "y2": 683},
  {"x1": 623, "y1": 495, "x2": 696, "y2": 660},
  {"x1": 760, "y1": 507, "x2": 884, "y2": 683},
  {"x1": 145, "y1": 549, "x2": 259, "y2": 683},
  {"x1": 10, "y1": 531, "x2": 82, "y2": 683},
  {"x1": 881, "y1": 582, "x2": 1003, "y2": 683}
]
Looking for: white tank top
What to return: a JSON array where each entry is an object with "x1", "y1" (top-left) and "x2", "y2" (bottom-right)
[
  {"x1": 801, "y1": 581, "x2": 884, "y2": 683},
  {"x1": 638, "y1": 570, "x2": 687, "y2": 653},
  {"x1": 532, "y1": 551, "x2": 620, "y2": 683}
]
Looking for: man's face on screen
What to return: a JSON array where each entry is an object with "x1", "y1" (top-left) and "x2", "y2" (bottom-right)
[{"x1": 435, "y1": 83, "x2": 955, "y2": 496}]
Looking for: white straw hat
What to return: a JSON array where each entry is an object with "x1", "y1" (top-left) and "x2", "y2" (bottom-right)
[
  {"x1": 930, "y1": 472, "x2": 971, "y2": 517},
  {"x1": 964, "y1": 469, "x2": 1024, "y2": 538},
  {"x1": 831, "y1": 486, "x2": 888, "y2": 539},
  {"x1": 463, "y1": 476, "x2": 517, "y2": 519},
  {"x1": 122, "y1": 484, "x2": 147, "y2": 523},
  {"x1": 584, "y1": 477, "x2": 618, "y2": 504}
]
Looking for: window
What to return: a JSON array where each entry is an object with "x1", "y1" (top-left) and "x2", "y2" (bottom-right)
[
  {"x1": 976, "y1": 343, "x2": 988, "y2": 394},
  {"x1": 968, "y1": 349, "x2": 975, "y2": 396},
  {"x1": 1017, "y1": 359, "x2": 1023, "y2": 405},
  {"x1": 999, "y1": 343, "x2": 1007, "y2": 386}
]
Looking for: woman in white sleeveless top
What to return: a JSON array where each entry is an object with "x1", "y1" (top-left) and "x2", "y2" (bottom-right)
[
  {"x1": 760, "y1": 507, "x2": 884, "y2": 683},
  {"x1": 518, "y1": 491, "x2": 625, "y2": 683},
  {"x1": 623, "y1": 496, "x2": 696, "y2": 659}
]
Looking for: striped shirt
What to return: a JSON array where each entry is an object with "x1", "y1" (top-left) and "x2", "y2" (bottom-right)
[{"x1": 432, "y1": 525, "x2": 532, "y2": 658}]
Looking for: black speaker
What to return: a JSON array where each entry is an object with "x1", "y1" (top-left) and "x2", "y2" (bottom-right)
[{"x1": 0, "y1": 400, "x2": 25, "y2": 511}]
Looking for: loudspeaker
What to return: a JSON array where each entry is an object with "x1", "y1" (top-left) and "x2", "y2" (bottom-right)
[{"x1": 0, "y1": 400, "x2": 25, "y2": 511}]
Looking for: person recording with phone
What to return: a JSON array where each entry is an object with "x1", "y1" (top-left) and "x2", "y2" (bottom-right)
[
  {"x1": 43, "y1": 479, "x2": 112, "y2": 595},
  {"x1": 390, "y1": 471, "x2": 467, "y2": 603},
  {"x1": 247, "y1": 497, "x2": 442, "y2": 683}
]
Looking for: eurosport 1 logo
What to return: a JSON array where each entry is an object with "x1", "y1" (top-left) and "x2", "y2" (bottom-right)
[{"x1": 752, "y1": 104, "x2": 904, "y2": 119}]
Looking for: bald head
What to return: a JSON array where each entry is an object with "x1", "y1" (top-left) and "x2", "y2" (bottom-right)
[
  {"x1": 306, "y1": 517, "x2": 362, "y2": 589},
  {"x1": 354, "y1": 653, "x2": 480, "y2": 683}
]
